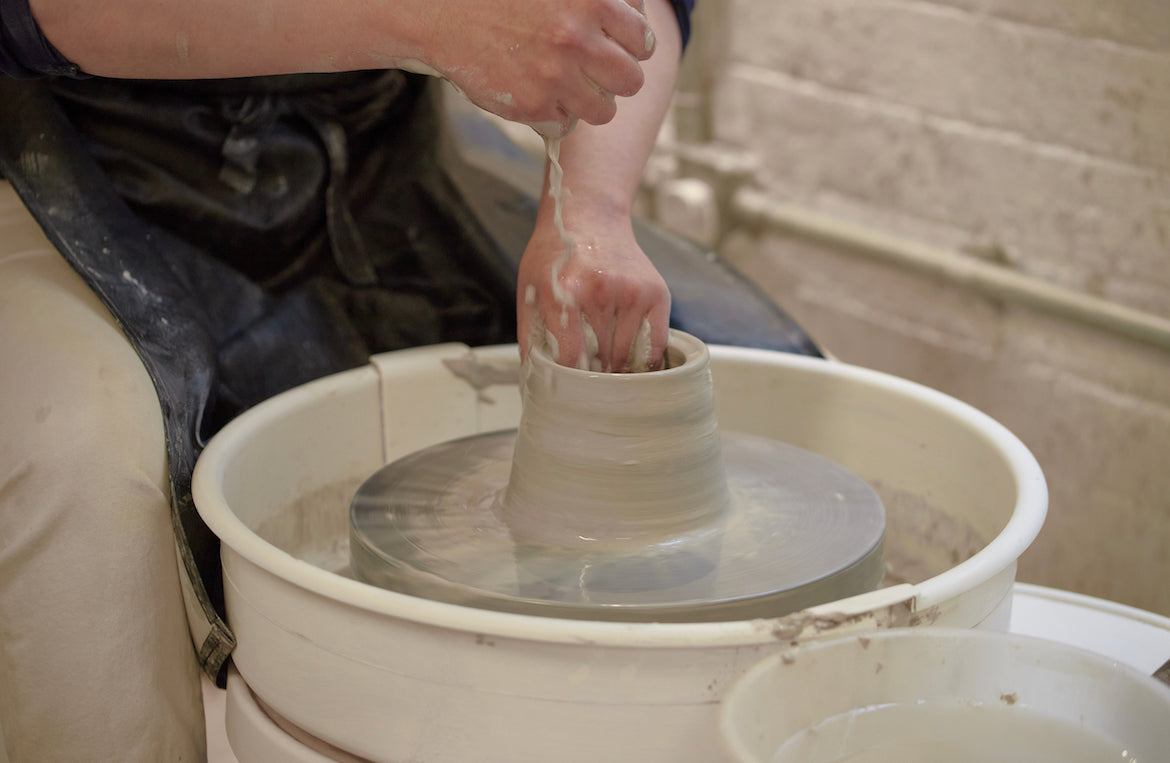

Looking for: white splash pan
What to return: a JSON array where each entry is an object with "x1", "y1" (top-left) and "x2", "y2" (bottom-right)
[{"x1": 192, "y1": 343, "x2": 1047, "y2": 762}]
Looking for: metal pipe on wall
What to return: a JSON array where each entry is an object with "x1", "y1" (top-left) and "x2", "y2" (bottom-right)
[{"x1": 731, "y1": 186, "x2": 1170, "y2": 352}]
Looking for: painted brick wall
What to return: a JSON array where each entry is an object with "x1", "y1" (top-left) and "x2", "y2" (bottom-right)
[{"x1": 704, "y1": 0, "x2": 1170, "y2": 614}]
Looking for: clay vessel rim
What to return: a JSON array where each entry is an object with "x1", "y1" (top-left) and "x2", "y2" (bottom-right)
[{"x1": 528, "y1": 329, "x2": 706, "y2": 380}]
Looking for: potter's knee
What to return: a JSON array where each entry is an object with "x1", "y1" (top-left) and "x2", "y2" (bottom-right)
[
  {"x1": 0, "y1": 339, "x2": 168, "y2": 531},
  {"x1": 0, "y1": 253, "x2": 167, "y2": 483},
  {"x1": 15, "y1": 378, "x2": 166, "y2": 491}
]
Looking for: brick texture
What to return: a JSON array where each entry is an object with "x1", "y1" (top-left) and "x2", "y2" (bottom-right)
[
  {"x1": 715, "y1": 66, "x2": 1170, "y2": 316},
  {"x1": 722, "y1": 231, "x2": 1170, "y2": 615},
  {"x1": 731, "y1": 0, "x2": 1170, "y2": 170},
  {"x1": 706, "y1": 0, "x2": 1170, "y2": 614}
]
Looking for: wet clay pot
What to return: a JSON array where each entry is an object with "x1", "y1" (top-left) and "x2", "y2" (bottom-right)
[{"x1": 502, "y1": 330, "x2": 731, "y2": 548}]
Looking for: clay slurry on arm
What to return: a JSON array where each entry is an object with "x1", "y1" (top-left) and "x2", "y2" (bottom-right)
[
  {"x1": 517, "y1": 0, "x2": 683, "y2": 373},
  {"x1": 539, "y1": 135, "x2": 656, "y2": 372},
  {"x1": 541, "y1": 135, "x2": 586, "y2": 369}
]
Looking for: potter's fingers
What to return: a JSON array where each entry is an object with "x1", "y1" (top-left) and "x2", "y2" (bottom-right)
[
  {"x1": 587, "y1": 20, "x2": 650, "y2": 99},
  {"x1": 601, "y1": 0, "x2": 656, "y2": 62},
  {"x1": 517, "y1": 294, "x2": 535, "y2": 362},
  {"x1": 580, "y1": 53, "x2": 641, "y2": 102},
  {"x1": 644, "y1": 299, "x2": 671, "y2": 371},
  {"x1": 559, "y1": 75, "x2": 618, "y2": 127},
  {"x1": 612, "y1": 300, "x2": 669, "y2": 372},
  {"x1": 608, "y1": 288, "x2": 670, "y2": 371},
  {"x1": 546, "y1": 305, "x2": 587, "y2": 370},
  {"x1": 583, "y1": 309, "x2": 618, "y2": 373},
  {"x1": 603, "y1": 310, "x2": 620, "y2": 373},
  {"x1": 528, "y1": 107, "x2": 577, "y2": 139},
  {"x1": 518, "y1": 329, "x2": 531, "y2": 362},
  {"x1": 561, "y1": 39, "x2": 640, "y2": 125},
  {"x1": 609, "y1": 312, "x2": 645, "y2": 373},
  {"x1": 581, "y1": 318, "x2": 604, "y2": 372},
  {"x1": 608, "y1": 329, "x2": 629, "y2": 373}
]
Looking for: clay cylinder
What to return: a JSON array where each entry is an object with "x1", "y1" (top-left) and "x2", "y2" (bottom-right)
[{"x1": 501, "y1": 330, "x2": 731, "y2": 547}]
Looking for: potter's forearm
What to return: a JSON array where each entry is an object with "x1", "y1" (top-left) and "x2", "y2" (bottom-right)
[
  {"x1": 30, "y1": 0, "x2": 436, "y2": 79},
  {"x1": 29, "y1": 0, "x2": 652, "y2": 132},
  {"x1": 539, "y1": 0, "x2": 682, "y2": 227}
]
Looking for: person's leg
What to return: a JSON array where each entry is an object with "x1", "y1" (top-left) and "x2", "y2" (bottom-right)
[{"x1": 0, "y1": 184, "x2": 205, "y2": 762}]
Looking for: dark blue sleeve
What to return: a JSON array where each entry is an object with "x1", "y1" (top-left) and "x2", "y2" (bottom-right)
[
  {"x1": 667, "y1": 0, "x2": 696, "y2": 50},
  {"x1": 1, "y1": 0, "x2": 86, "y2": 78}
]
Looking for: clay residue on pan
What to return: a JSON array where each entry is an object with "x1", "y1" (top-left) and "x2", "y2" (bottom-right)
[
  {"x1": 254, "y1": 477, "x2": 365, "y2": 576},
  {"x1": 872, "y1": 479, "x2": 988, "y2": 586},
  {"x1": 759, "y1": 597, "x2": 932, "y2": 646},
  {"x1": 442, "y1": 352, "x2": 520, "y2": 403}
]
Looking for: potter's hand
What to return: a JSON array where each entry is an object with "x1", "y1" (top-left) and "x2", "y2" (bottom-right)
[
  {"x1": 426, "y1": 0, "x2": 656, "y2": 137},
  {"x1": 518, "y1": 214, "x2": 671, "y2": 372}
]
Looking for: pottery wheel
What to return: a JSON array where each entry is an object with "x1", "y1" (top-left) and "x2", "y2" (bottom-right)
[{"x1": 350, "y1": 429, "x2": 886, "y2": 622}]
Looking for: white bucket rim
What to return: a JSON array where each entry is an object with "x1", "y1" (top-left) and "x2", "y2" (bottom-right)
[
  {"x1": 192, "y1": 345, "x2": 1047, "y2": 647},
  {"x1": 719, "y1": 625, "x2": 1170, "y2": 762}
]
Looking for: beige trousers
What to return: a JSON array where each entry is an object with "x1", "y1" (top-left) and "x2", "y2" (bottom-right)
[{"x1": 0, "y1": 183, "x2": 205, "y2": 762}]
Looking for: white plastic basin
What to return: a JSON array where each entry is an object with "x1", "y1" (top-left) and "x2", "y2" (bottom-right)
[
  {"x1": 720, "y1": 627, "x2": 1170, "y2": 762},
  {"x1": 192, "y1": 343, "x2": 1047, "y2": 762}
]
